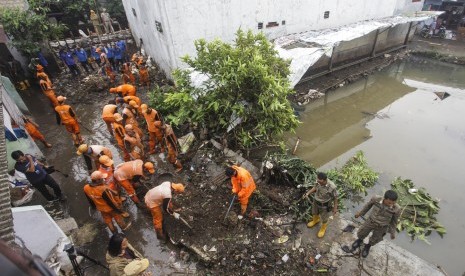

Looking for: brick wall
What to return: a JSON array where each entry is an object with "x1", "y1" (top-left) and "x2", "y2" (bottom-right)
[{"x1": 0, "y1": 89, "x2": 14, "y2": 244}]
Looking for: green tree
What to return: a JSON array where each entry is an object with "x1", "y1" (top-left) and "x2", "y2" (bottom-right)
[
  {"x1": 162, "y1": 29, "x2": 299, "y2": 148},
  {"x1": 0, "y1": 1, "x2": 65, "y2": 55}
]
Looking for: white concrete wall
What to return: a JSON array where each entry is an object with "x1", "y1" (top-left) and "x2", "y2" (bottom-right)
[
  {"x1": 395, "y1": 0, "x2": 425, "y2": 15},
  {"x1": 123, "y1": 0, "x2": 415, "y2": 78}
]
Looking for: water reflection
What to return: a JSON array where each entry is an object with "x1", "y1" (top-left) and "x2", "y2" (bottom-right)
[{"x1": 291, "y1": 58, "x2": 465, "y2": 276}]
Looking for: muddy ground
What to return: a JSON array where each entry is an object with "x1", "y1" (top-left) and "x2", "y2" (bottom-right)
[{"x1": 22, "y1": 34, "x2": 459, "y2": 275}]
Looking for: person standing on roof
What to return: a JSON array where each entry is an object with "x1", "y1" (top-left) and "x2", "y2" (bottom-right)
[
  {"x1": 100, "y1": 8, "x2": 115, "y2": 34},
  {"x1": 12, "y1": 150, "x2": 64, "y2": 202},
  {"x1": 90, "y1": 10, "x2": 102, "y2": 35},
  {"x1": 84, "y1": 171, "x2": 131, "y2": 233},
  {"x1": 303, "y1": 172, "x2": 338, "y2": 238},
  {"x1": 55, "y1": 96, "x2": 84, "y2": 146},
  {"x1": 144, "y1": 181, "x2": 185, "y2": 239},
  {"x1": 140, "y1": 104, "x2": 163, "y2": 155},
  {"x1": 23, "y1": 116, "x2": 52, "y2": 148},
  {"x1": 76, "y1": 144, "x2": 113, "y2": 173},
  {"x1": 225, "y1": 165, "x2": 256, "y2": 215},
  {"x1": 114, "y1": 160, "x2": 155, "y2": 205}
]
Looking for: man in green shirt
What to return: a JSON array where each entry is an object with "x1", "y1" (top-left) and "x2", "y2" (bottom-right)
[
  {"x1": 345, "y1": 190, "x2": 401, "y2": 257},
  {"x1": 303, "y1": 172, "x2": 338, "y2": 238}
]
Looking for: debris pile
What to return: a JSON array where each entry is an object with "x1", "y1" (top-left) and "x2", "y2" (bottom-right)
[{"x1": 391, "y1": 177, "x2": 446, "y2": 244}]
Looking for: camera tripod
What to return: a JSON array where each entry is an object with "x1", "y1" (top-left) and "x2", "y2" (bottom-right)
[{"x1": 64, "y1": 244, "x2": 108, "y2": 276}]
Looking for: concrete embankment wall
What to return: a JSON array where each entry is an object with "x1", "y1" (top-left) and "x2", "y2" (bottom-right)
[{"x1": 301, "y1": 22, "x2": 415, "y2": 82}]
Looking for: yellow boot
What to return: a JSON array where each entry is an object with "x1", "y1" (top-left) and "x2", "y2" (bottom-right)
[
  {"x1": 307, "y1": 215, "x2": 320, "y2": 228},
  {"x1": 318, "y1": 223, "x2": 328, "y2": 238}
]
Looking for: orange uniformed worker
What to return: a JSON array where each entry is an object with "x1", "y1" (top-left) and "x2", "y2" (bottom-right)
[
  {"x1": 84, "y1": 171, "x2": 131, "y2": 233},
  {"x1": 138, "y1": 62, "x2": 150, "y2": 89},
  {"x1": 109, "y1": 84, "x2": 137, "y2": 97},
  {"x1": 123, "y1": 96, "x2": 142, "y2": 115},
  {"x1": 164, "y1": 124, "x2": 182, "y2": 172},
  {"x1": 76, "y1": 144, "x2": 113, "y2": 172},
  {"x1": 98, "y1": 155, "x2": 129, "y2": 218},
  {"x1": 36, "y1": 64, "x2": 52, "y2": 86},
  {"x1": 112, "y1": 113, "x2": 130, "y2": 161},
  {"x1": 23, "y1": 117, "x2": 52, "y2": 148},
  {"x1": 114, "y1": 160, "x2": 155, "y2": 204},
  {"x1": 121, "y1": 62, "x2": 135, "y2": 85},
  {"x1": 122, "y1": 101, "x2": 143, "y2": 137},
  {"x1": 225, "y1": 165, "x2": 257, "y2": 215},
  {"x1": 102, "y1": 100, "x2": 118, "y2": 135},
  {"x1": 141, "y1": 104, "x2": 163, "y2": 154},
  {"x1": 144, "y1": 181, "x2": 185, "y2": 239},
  {"x1": 55, "y1": 96, "x2": 84, "y2": 146},
  {"x1": 38, "y1": 74, "x2": 59, "y2": 107},
  {"x1": 124, "y1": 124, "x2": 144, "y2": 160}
]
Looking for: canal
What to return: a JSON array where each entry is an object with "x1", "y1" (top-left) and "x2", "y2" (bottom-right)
[{"x1": 291, "y1": 57, "x2": 465, "y2": 275}]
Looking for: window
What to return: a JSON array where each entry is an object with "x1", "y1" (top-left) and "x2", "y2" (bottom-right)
[
  {"x1": 324, "y1": 11, "x2": 330, "y2": 19},
  {"x1": 132, "y1": 8, "x2": 137, "y2": 17}
]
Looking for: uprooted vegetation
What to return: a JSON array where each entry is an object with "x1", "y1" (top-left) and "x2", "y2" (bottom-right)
[{"x1": 160, "y1": 146, "x2": 445, "y2": 274}]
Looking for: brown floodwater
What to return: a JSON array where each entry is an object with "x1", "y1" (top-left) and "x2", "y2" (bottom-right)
[{"x1": 289, "y1": 58, "x2": 465, "y2": 275}]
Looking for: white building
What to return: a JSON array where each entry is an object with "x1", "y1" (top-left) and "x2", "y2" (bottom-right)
[{"x1": 122, "y1": 0, "x2": 424, "y2": 79}]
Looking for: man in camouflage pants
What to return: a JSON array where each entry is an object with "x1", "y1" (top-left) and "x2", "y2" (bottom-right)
[
  {"x1": 346, "y1": 190, "x2": 400, "y2": 257},
  {"x1": 303, "y1": 172, "x2": 338, "y2": 238}
]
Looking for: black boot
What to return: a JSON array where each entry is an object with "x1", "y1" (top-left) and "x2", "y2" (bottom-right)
[
  {"x1": 362, "y1": 243, "x2": 371, "y2": 258},
  {"x1": 351, "y1": 239, "x2": 362, "y2": 252}
]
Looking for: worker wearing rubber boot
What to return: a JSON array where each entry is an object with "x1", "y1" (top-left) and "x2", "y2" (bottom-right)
[
  {"x1": 345, "y1": 190, "x2": 400, "y2": 258},
  {"x1": 23, "y1": 117, "x2": 52, "y2": 148},
  {"x1": 163, "y1": 124, "x2": 182, "y2": 172},
  {"x1": 55, "y1": 96, "x2": 84, "y2": 146},
  {"x1": 123, "y1": 124, "x2": 145, "y2": 161},
  {"x1": 112, "y1": 113, "x2": 130, "y2": 161},
  {"x1": 122, "y1": 62, "x2": 136, "y2": 85},
  {"x1": 225, "y1": 165, "x2": 256, "y2": 215},
  {"x1": 122, "y1": 101, "x2": 143, "y2": 138},
  {"x1": 38, "y1": 74, "x2": 59, "y2": 107},
  {"x1": 144, "y1": 181, "x2": 185, "y2": 240},
  {"x1": 303, "y1": 172, "x2": 338, "y2": 238},
  {"x1": 140, "y1": 104, "x2": 163, "y2": 154},
  {"x1": 76, "y1": 144, "x2": 113, "y2": 173},
  {"x1": 109, "y1": 84, "x2": 137, "y2": 97},
  {"x1": 98, "y1": 155, "x2": 129, "y2": 218},
  {"x1": 102, "y1": 100, "x2": 118, "y2": 135},
  {"x1": 84, "y1": 171, "x2": 131, "y2": 233},
  {"x1": 114, "y1": 160, "x2": 155, "y2": 205},
  {"x1": 138, "y1": 62, "x2": 150, "y2": 90}
]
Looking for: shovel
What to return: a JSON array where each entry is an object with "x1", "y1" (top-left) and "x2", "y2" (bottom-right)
[{"x1": 222, "y1": 195, "x2": 236, "y2": 224}]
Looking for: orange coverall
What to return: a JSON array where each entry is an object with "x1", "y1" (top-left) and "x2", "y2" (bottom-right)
[
  {"x1": 144, "y1": 181, "x2": 172, "y2": 238},
  {"x1": 113, "y1": 159, "x2": 145, "y2": 203},
  {"x1": 39, "y1": 79, "x2": 59, "y2": 107},
  {"x1": 231, "y1": 165, "x2": 256, "y2": 214},
  {"x1": 111, "y1": 84, "x2": 137, "y2": 97},
  {"x1": 84, "y1": 183, "x2": 126, "y2": 233},
  {"x1": 112, "y1": 121, "x2": 130, "y2": 161},
  {"x1": 101, "y1": 104, "x2": 118, "y2": 135},
  {"x1": 142, "y1": 108, "x2": 163, "y2": 153},
  {"x1": 24, "y1": 121, "x2": 46, "y2": 142}
]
